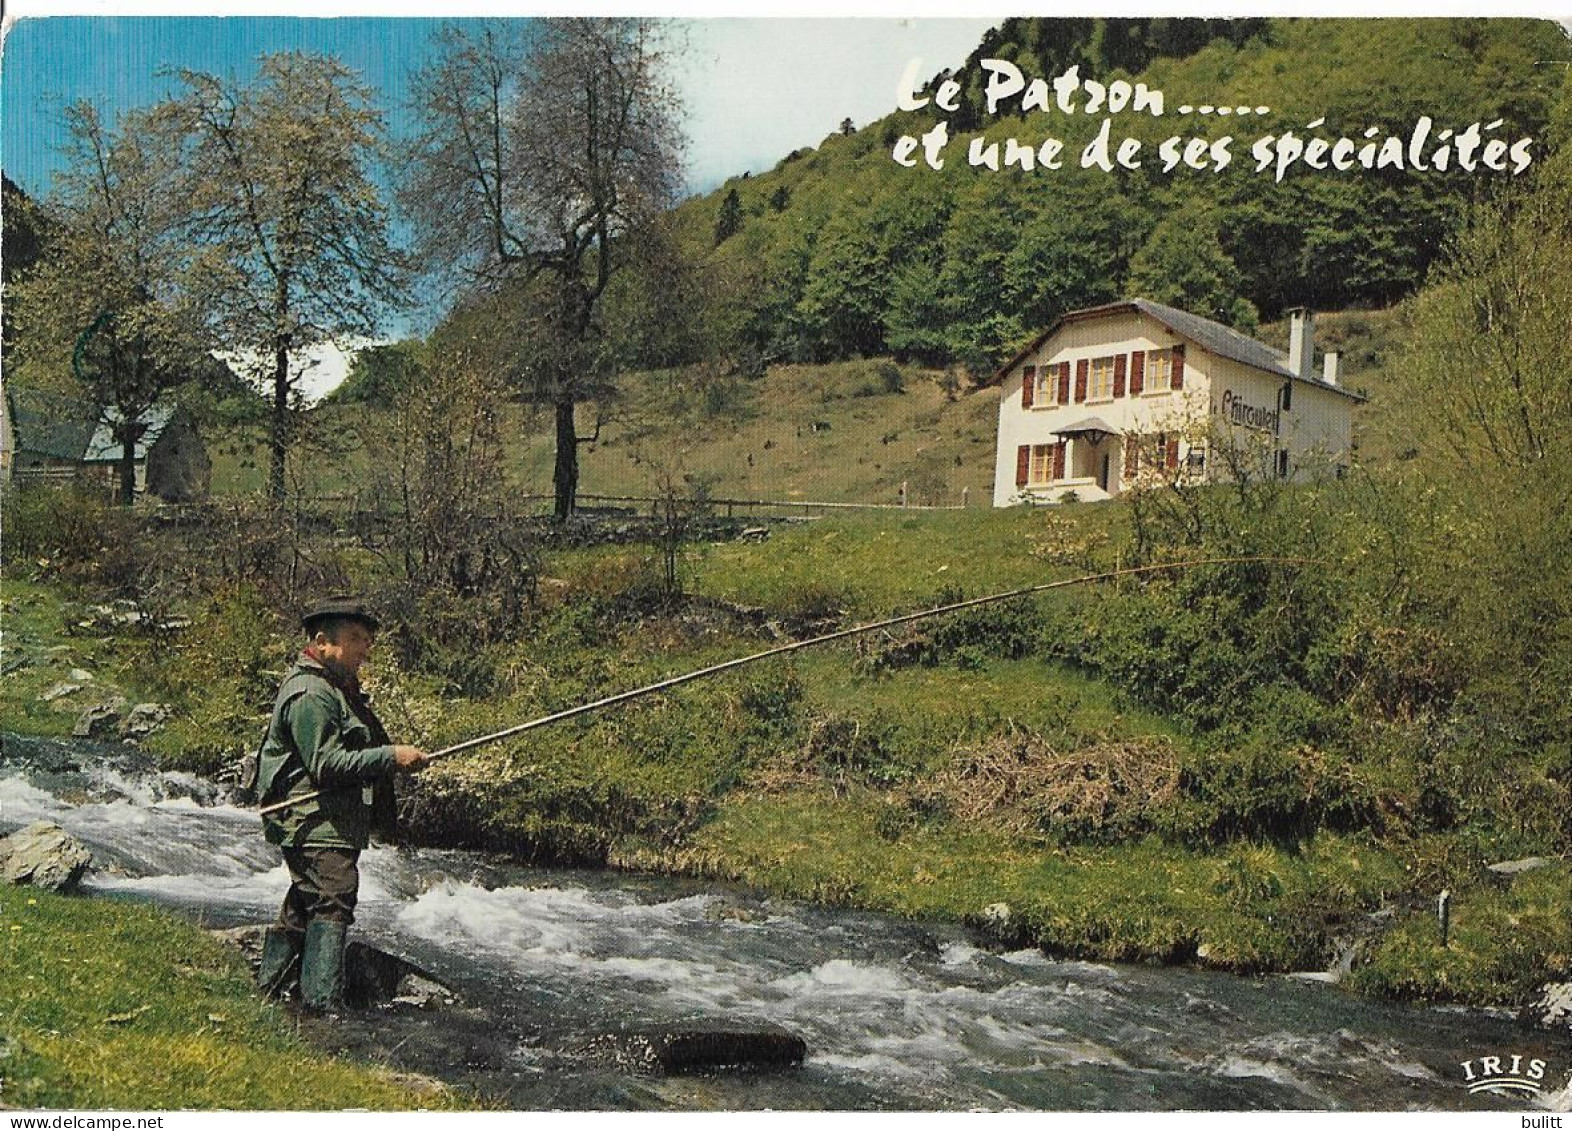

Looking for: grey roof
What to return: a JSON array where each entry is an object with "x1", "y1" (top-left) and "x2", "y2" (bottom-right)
[
  {"x1": 1053, "y1": 416, "x2": 1117, "y2": 437},
  {"x1": 83, "y1": 403, "x2": 177, "y2": 463},
  {"x1": 5, "y1": 387, "x2": 186, "y2": 464},
  {"x1": 997, "y1": 299, "x2": 1366, "y2": 402},
  {"x1": 5, "y1": 388, "x2": 99, "y2": 461},
  {"x1": 1130, "y1": 299, "x2": 1296, "y2": 379}
]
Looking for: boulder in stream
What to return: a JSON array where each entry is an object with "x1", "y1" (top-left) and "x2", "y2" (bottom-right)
[
  {"x1": 579, "y1": 1025, "x2": 808, "y2": 1075},
  {"x1": 703, "y1": 896, "x2": 770, "y2": 924},
  {"x1": 213, "y1": 925, "x2": 458, "y2": 1010},
  {"x1": 1522, "y1": 980, "x2": 1572, "y2": 1036},
  {"x1": 967, "y1": 900, "x2": 1031, "y2": 948},
  {"x1": 0, "y1": 820, "x2": 93, "y2": 892}
]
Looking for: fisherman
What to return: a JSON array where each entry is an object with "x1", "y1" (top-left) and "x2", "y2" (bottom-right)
[{"x1": 254, "y1": 596, "x2": 427, "y2": 1012}]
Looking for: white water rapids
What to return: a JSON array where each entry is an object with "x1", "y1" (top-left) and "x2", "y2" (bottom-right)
[{"x1": 2, "y1": 743, "x2": 1568, "y2": 1111}]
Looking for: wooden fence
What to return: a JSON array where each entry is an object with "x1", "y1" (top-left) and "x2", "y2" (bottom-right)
[
  {"x1": 44, "y1": 487, "x2": 978, "y2": 530},
  {"x1": 514, "y1": 490, "x2": 973, "y2": 519}
]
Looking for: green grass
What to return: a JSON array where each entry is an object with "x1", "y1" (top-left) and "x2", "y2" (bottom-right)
[
  {"x1": 0, "y1": 579, "x2": 160, "y2": 739},
  {"x1": 689, "y1": 507, "x2": 1120, "y2": 616},
  {"x1": 622, "y1": 787, "x2": 1414, "y2": 975},
  {"x1": 0, "y1": 886, "x2": 460, "y2": 1110},
  {"x1": 0, "y1": 577, "x2": 283, "y2": 773},
  {"x1": 794, "y1": 652, "x2": 1188, "y2": 747},
  {"x1": 586, "y1": 361, "x2": 1002, "y2": 507},
  {"x1": 1346, "y1": 862, "x2": 1572, "y2": 1005},
  {"x1": 209, "y1": 358, "x2": 1005, "y2": 507}
]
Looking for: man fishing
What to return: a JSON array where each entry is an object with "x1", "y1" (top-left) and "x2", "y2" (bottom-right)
[
  {"x1": 247, "y1": 556, "x2": 1305, "y2": 1014},
  {"x1": 253, "y1": 596, "x2": 428, "y2": 1012}
]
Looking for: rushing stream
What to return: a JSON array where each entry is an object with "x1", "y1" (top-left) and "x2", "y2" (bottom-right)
[{"x1": 2, "y1": 733, "x2": 1567, "y2": 1111}]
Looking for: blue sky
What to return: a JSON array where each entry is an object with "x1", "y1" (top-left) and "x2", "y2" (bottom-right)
[
  {"x1": 0, "y1": 16, "x2": 998, "y2": 199},
  {"x1": 1, "y1": 18, "x2": 439, "y2": 198},
  {"x1": 0, "y1": 13, "x2": 995, "y2": 356},
  {"x1": 7, "y1": 5, "x2": 1569, "y2": 201}
]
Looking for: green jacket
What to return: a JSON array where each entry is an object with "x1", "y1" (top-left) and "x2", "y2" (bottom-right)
[{"x1": 257, "y1": 655, "x2": 396, "y2": 851}]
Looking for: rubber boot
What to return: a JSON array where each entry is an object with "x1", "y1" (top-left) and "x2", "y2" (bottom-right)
[
  {"x1": 256, "y1": 926, "x2": 303, "y2": 1000},
  {"x1": 301, "y1": 919, "x2": 349, "y2": 1014}
]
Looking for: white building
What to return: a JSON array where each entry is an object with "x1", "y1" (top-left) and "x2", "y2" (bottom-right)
[{"x1": 992, "y1": 299, "x2": 1364, "y2": 507}]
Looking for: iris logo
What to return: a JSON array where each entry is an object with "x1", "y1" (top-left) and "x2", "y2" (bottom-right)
[{"x1": 1459, "y1": 1054, "x2": 1547, "y2": 1096}]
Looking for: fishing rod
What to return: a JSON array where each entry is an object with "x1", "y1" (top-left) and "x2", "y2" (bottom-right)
[{"x1": 257, "y1": 554, "x2": 1318, "y2": 818}]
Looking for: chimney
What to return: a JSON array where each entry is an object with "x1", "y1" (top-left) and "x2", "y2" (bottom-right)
[
  {"x1": 1323, "y1": 351, "x2": 1340, "y2": 387},
  {"x1": 1287, "y1": 307, "x2": 1314, "y2": 380}
]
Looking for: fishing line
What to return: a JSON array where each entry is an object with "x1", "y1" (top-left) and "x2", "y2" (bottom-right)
[{"x1": 258, "y1": 554, "x2": 1318, "y2": 817}]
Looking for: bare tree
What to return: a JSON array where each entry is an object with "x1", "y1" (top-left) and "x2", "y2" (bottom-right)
[
  {"x1": 402, "y1": 19, "x2": 686, "y2": 520},
  {"x1": 12, "y1": 103, "x2": 204, "y2": 505},
  {"x1": 158, "y1": 52, "x2": 404, "y2": 500}
]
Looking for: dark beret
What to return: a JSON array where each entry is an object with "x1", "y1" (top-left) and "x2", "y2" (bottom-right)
[{"x1": 301, "y1": 594, "x2": 380, "y2": 634}]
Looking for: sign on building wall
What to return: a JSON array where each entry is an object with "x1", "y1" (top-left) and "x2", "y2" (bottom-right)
[{"x1": 1218, "y1": 389, "x2": 1281, "y2": 434}]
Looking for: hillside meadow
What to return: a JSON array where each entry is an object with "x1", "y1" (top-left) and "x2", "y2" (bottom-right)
[{"x1": 202, "y1": 304, "x2": 1402, "y2": 507}]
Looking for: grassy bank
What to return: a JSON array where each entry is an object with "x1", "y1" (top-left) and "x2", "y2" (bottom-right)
[
  {"x1": 0, "y1": 886, "x2": 457, "y2": 1110},
  {"x1": 621, "y1": 788, "x2": 1569, "y2": 1001}
]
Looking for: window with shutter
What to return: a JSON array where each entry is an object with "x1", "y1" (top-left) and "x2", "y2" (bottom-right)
[
  {"x1": 1145, "y1": 349, "x2": 1170, "y2": 391},
  {"x1": 1088, "y1": 355, "x2": 1115, "y2": 400},
  {"x1": 1035, "y1": 364, "x2": 1055, "y2": 403},
  {"x1": 1030, "y1": 444, "x2": 1052, "y2": 483}
]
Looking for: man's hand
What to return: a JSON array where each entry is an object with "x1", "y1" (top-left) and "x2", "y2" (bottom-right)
[{"x1": 392, "y1": 745, "x2": 429, "y2": 771}]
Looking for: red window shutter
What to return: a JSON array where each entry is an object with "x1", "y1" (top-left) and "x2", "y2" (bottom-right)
[
  {"x1": 1021, "y1": 367, "x2": 1035, "y2": 409},
  {"x1": 1124, "y1": 435, "x2": 1139, "y2": 475},
  {"x1": 1052, "y1": 441, "x2": 1066, "y2": 480},
  {"x1": 1129, "y1": 351, "x2": 1145, "y2": 395},
  {"x1": 1074, "y1": 359, "x2": 1088, "y2": 403},
  {"x1": 1113, "y1": 354, "x2": 1127, "y2": 398},
  {"x1": 1057, "y1": 362, "x2": 1070, "y2": 404},
  {"x1": 1171, "y1": 344, "x2": 1185, "y2": 390},
  {"x1": 1015, "y1": 445, "x2": 1030, "y2": 487},
  {"x1": 1166, "y1": 437, "x2": 1180, "y2": 469}
]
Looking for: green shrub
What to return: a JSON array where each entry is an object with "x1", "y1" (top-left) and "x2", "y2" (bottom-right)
[
  {"x1": 804, "y1": 712, "x2": 913, "y2": 787},
  {"x1": 857, "y1": 586, "x2": 1044, "y2": 673},
  {"x1": 1, "y1": 484, "x2": 124, "y2": 571},
  {"x1": 775, "y1": 581, "x2": 848, "y2": 628},
  {"x1": 1158, "y1": 740, "x2": 1379, "y2": 846},
  {"x1": 736, "y1": 667, "x2": 804, "y2": 743}
]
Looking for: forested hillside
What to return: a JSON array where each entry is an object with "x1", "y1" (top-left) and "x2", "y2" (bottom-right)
[{"x1": 653, "y1": 18, "x2": 1570, "y2": 373}]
